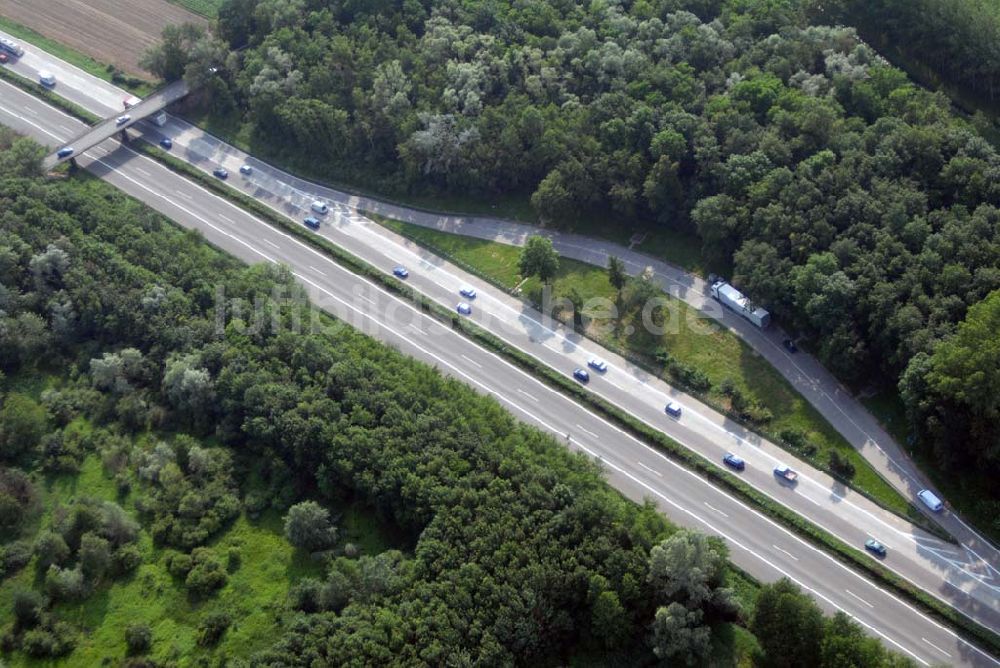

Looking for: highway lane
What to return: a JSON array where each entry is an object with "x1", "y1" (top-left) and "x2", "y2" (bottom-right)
[
  {"x1": 2, "y1": 76, "x2": 998, "y2": 668},
  {"x1": 4, "y1": 34, "x2": 1000, "y2": 630},
  {"x1": 2, "y1": 28, "x2": 997, "y2": 582},
  {"x1": 143, "y1": 102, "x2": 1000, "y2": 629}
]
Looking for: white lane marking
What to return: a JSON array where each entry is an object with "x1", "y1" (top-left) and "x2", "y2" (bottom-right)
[
  {"x1": 0, "y1": 81, "x2": 975, "y2": 666},
  {"x1": 921, "y1": 637, "x2": 952, "y2": 658},
  {"x1": 460, "y1": 354, "x2": 482, "y2": 369},
  {"x1": 575, "y1": 424, "x2": 598, "y2": 439},
  {"x1": 134, "y1": 167, "x2": 150, "y2": 177},
  {"x1": 772, "y1": 545, "x2": 799, "y2": 562},
  {"x1": 704, "y1": 502, "x2": 729, "y2": 518},
  {"x1": 517, "y1": 388, "x2": 538, "y2": 402},
  {"x1": 263, "y1": 238, "x2": 279, "y2": 249},
  {"x1": 308, "y1": 265, "x2": 327, "y2": 277},
  {"x1": 219, "y1": 213, "x2": 233, "y2": 223},
  {"x1": 638, "y1": 461, "x2": 662, "y2": 477},
  {"x1": 174, "y1": 189, "x2": 191, "y2": 200},
  {"x1": 359, "y1": 295, "x2": 376, "y2": 305},
  {"x1": 846, "y1": 589, "x2": 874, "y2": 609},
  {"x1": 57, "y1": 124, "x2": 72, "y2": 134}
]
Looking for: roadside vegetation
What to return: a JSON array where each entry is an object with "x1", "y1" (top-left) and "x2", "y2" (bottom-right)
[
  {"x1": 133, "y1": 0, "x2": 1000, "y2": 525},
  {"x1": 0, "y1": 128, "x2": 922, "y2": 667},
  {"x1": 378, "y1": 217, "x2": 921, "y2": 522}
]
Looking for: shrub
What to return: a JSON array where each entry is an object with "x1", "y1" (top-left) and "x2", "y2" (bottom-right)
[
  {"x1": 284, "y1": 501, "x2": 337, "y2": 552},
  {"x1": 113, "y1": 544, "x2": 143, "y2": 575},
  {"x1": 34, "y1": 530, "x2": 70, "y2": 570},
  {"x1": 12, "y1": 588, "x2": 44, "y2": 629},
  {"x1": 165, "y1": 551, "x2": 193, "y2": 578},
  {"x1": 829, "y1": 450, "x2": 857, "y2": 480},
  {"x1": 196, "y1": 612, "x2": 231, "y2": 647},
  {"x1": 184, "y1": 548, "x2": 227, "y2": 597},
  {"x1": 1, "y1": 540, "x2": 33, "y2": 577},
  {"x1": 21, "y1": 622, "x2": 75, "y2": 658},
  {"x1": 79, "y1": 532, "x2": 112, "y2": 581},
  {"x1": 226, "y1": 546, "x2": 241, "y2": 572},
  {"x1": 44, "y1": 565, "x2": 86, "y2": 602},
  {"x1": 125, "y1": 622, "x2": 152, "y2": 655}
]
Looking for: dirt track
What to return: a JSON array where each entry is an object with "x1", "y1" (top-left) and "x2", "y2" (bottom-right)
[{"x1": 0, "y1": 0, "x2": 207, "y2": 76}]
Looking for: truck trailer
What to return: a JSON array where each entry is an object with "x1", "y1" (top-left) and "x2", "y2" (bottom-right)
[
  {"x1": 123, "y1": 96, "x2": 167, "y2": 127},
  {"x1": 710, "y1": 281, "x2": 770, "y2": 328}
]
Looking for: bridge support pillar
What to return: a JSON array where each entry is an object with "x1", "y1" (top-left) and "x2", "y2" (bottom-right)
[{"x1": 119, "y1": 130, "x2": 130, "y2": 144}]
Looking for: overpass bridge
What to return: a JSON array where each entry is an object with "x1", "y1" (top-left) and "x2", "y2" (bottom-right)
[{"x1": 44, "y1": 79, "x2": 189, "y2": 170}]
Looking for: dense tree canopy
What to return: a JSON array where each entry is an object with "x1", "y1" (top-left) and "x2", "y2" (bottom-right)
[{"x1": 138, "y1": 0, "x2": 1000, "y2": 479}]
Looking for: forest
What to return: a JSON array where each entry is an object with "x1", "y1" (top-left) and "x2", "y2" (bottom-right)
[
  {"x1": 0, "y1": 130, "x2": 913, "y2": 665},
  {"x1": 136, "y1": 0, "x2": 1000, "y2": 491},
  {"x1": 828, "y1": 0, "x2": 1000, "y2": 108}
]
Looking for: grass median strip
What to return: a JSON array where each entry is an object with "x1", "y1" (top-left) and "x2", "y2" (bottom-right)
[{"x1": 8, "y1": 68, "x2": 995, "y2": 655}]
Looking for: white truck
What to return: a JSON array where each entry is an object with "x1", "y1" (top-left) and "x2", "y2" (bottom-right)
[
  {"x1": 710, "y1": 280, "x2": 770, "y2": 328},
  {"x1": 0, "y1": 37, "x2": 24, "y2": 57},
  {"x1": 123, "y1": 96, "x2": 167, "y2": 127}
]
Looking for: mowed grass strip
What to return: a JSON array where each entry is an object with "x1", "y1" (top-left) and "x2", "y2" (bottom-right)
[{"x1": 378, "y1": 217, "x2": 919, "y2": 521}]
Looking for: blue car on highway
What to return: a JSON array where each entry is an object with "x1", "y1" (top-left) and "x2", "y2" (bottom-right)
[
  {"x1": 573, "y1": 368, "x2": 590, "y2": 383},
  {"x1": 723, "y1": 453, "x2": 745, "y2": 471},
  {"x1": 56, "y1": 147, "x2": 74, "y2": 159},
  {"x1": 303, "y1": 216, "x2": 320, "y2": 230},
  {"x1": 457, "y1": 302, "x2": 472, "y2": 316},
  {"x1": 393, "y1": 266, "x2": 409, "y2": 279},
  {"x1": 159, "y1": 138, "x2": 173, "y2": 149},
  {"x1": 213, "y1": 167, "x2": 228, "y2": 179},
  {"x1": 865, "y1": 538, "x2": 887, "y2": 557}
]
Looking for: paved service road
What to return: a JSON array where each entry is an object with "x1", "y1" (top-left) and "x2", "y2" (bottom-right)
[{"x1": 1, "y1": 80, "x2": 998, "y2": 667}]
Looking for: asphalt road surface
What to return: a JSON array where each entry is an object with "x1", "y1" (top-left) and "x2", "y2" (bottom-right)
[{"x1": 1, "y1": 44, "x2": 999, "y2": 667}]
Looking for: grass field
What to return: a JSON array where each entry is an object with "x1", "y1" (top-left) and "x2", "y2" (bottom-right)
[{"x1": 378, "y1": 217, "x2": 921, "y2": 522}]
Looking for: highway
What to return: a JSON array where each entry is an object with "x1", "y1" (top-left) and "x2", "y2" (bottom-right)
[{"x1": 0, "y1": 40, "x2": 998, "y2": 666}]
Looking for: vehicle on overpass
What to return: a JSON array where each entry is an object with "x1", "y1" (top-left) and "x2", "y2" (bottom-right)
[{"x1": 123, "y1": 95, "x2": 167, "y2": 127}]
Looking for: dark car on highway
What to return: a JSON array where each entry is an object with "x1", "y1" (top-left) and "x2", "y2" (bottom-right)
[
  {"x1": 723, "y1": 453, "x2": 746, "y2": 471},
  {"x1": 213, "y1": 167, "x2": 228, "y2": 179},
  {"x1": 865, "y1": 539, "x2": 887, "y2": 557},
  {"x1": 573, "y1": 368, "x2": 590, "y2": 383},
  {"x1": 303, "y1": 216, "x2": 320, "y2": 230},
  {"x1": 159, "y1": 138, "x2": 173, "y2": 149},
  {"x1": 783, "y1": 338, "x2": 798, "y2": 353},
  {"x1": 56, "y1": 147, "x2": 74, "y2": 159}
]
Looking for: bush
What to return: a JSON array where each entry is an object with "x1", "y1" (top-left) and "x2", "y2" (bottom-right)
[
  {"x1": 1, "y1": 540, "x2": 33, "y2": 577},
  {"x1": 829, "y1": 450, "x2": 857, "y2": 480},
  {"x1": 125, "y1": 622, "x2": 152, "y2": 655},
  {"x1": 165, "y1": 551, "x2": 193, "y2": 578},
  {"x1": 35, "y1": 530, "x2": 70, "y2": 570},
  {"x1": 12, "y1": 588, "x2": 44, "y2": 629},
  {"x1": 44, "y1": 565, "x2": 86, "y2": 602},
  {"x1": 21, "y1": 622, "x2": 75, "y2": 658},
  {"x1": 284, "y1": 501, "x2": 337, "y2": 552},
  {"x1": 79, "y1": 532, "x2": 112, "y2": 581},
  {"x1": 196, "y1": 612, "x2": 231, "y2": 647},
  {"x1": 113, "y1": 544, "x2": 143, "y2": 575},
  {"x1": 184, "y1": 548, "x2": 227, "y2": 597},
  {"x1": 226, "y1": 546, "x2": 241, "y2": 572}
]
